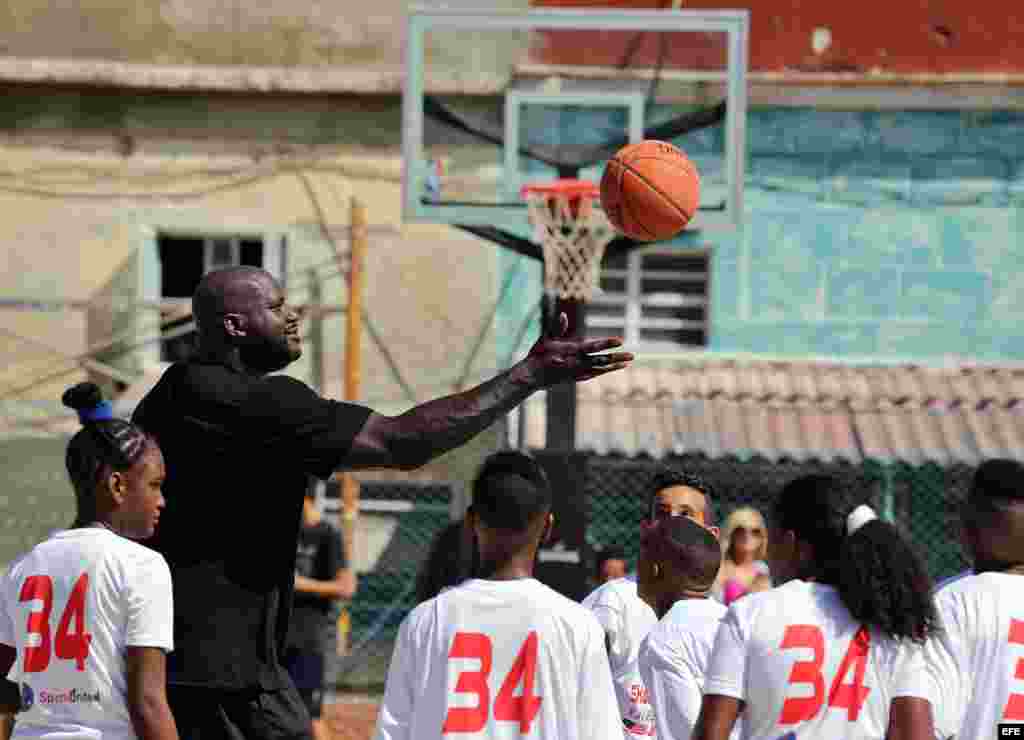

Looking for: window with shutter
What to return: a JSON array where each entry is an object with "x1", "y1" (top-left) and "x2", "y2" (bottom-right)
[{"x1": 586, "y1": 248, "x2": 709, "y2": 350}]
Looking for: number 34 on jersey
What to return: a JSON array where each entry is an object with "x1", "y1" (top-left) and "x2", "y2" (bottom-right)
[
  {"x1": 443, "y1": 631, "x2": 543, "y2": 735},
  {"x1": 18, "y1": 573, "x2": 93, "y2": 673},
  {"x1": 778, "y1": 624, "x2": 871, "y2": 724}
]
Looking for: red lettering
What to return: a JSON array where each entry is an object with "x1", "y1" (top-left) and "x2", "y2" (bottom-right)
[
  {"x1": 779, "y1": 625, "x2": 825, "y2": 724},
  {"x1": 1005, "y1": 618, "x2": 1024, "y2": 721}
]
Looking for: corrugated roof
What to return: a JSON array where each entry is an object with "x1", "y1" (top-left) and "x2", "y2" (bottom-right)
[{"x1": 520, "y1": 359, "x2": 1024, "y2": 465}]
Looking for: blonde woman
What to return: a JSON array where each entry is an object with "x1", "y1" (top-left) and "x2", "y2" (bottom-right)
[{"x1": 711, "y1": 507, "x2": 771, "y2": 605}]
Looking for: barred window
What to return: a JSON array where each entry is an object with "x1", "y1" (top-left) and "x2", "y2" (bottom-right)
[{"x1": 586, "y1": 248, "x2": 710, "y2": 349}]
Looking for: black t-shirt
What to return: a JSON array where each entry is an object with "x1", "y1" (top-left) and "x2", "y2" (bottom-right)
[
  {"x1": 132, "y1": 358, "x2": 371, "y2": 690},
  {"x1": 286, "y1": 519, "x2": 346, "y2": 654}
]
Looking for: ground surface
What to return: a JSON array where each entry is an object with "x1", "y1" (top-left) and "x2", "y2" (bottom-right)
[{"x1": 325, "y1": 696, "x2": 381, "y2": 740}]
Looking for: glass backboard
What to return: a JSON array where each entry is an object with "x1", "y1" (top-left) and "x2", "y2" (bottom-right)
[{"x1": 403, "y1": 6, "x2": 749, "y2": 239}]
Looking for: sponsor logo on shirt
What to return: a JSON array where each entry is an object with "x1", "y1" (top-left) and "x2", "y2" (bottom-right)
[
  {"x1": 19, "y1": 684, "x2": 33, "y2": 711},
  {"x1": 622, "y1": 717, "x2": 656, "y2": 737},
  {"x1": 36, "y1": 688, "x2": 103, "y2": 706}
]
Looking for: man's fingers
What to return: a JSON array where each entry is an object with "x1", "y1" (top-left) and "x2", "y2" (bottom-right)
[
  {"x1": 577, "y1": 336, "x2": 624, "y2": 353},
  {"x1": 558, "y1": 312, "x2": 569, "y2": 337},
  {"x1": 586, "y1": 352, "x2": 634, "y2": 367}
]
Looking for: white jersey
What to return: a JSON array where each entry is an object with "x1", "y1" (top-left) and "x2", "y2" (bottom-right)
[
  {"x1": 638, "y1": 598, "x2": 738, "y2": 740},
  {"x1": 934, "y1": 569, "x2": 972, "y2": 591},
  {"x1": 582, "y1": 576, "x2": 658, "y2": 738},
  {"x1": 704, "y1": 580, "x2": 927, "y2": 740},
  {"x1": 0, "y1": 528, "x2": 174, "y2": 740},
  {"x1": 374, "y1": 578, "x2": 620, "y2": 740},
  {"x1": 911, "y1": 572, "x2": 1024, "y2": 740}
]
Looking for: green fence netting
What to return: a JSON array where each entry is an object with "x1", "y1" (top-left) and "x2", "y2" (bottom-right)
[{"x1": 585, "y1": 456, "x2": 971, "y2": 586}]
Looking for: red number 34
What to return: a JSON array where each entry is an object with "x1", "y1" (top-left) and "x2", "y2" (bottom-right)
[
  {"x1": 778, "y1": 624, "x2": 871, "y2": 724},
  {"x1": 19, "y1": 573, "x2": 93, "y2": 673},
  {"x1": 443, "y1": 631, "x2": 542, "y2": 734}
]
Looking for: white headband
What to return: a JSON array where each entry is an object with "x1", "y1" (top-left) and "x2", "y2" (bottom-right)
[{"x1": 846, "y1": 505, "x2": 878, "y2": 535}]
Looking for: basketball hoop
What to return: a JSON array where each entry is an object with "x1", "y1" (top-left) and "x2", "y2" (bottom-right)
[{"x1": 521, "y1": 179, "x2": 616, "y2": 302}]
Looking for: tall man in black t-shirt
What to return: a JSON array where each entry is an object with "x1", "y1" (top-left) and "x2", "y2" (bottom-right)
[
  {"x1": 286, "y1": 488, "x2": 353, "y2": 740},
  {"x1": 132, "y1": 265, "x2": 632, "y2": 740}
]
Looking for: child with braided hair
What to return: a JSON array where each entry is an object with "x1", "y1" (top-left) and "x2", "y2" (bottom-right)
[
  {"x1": 695, "y1": 474, "x2": 939, "y2": 740},
  {"x1": 0, "y1": 383, "x2": 177, "y2": 740}
]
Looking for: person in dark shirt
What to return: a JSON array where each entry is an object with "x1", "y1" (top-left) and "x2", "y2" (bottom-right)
[
  {"x1": 132, "y1": 265, "x2": 632, "y2": 740},
  {"x1": 286, "y1": 488, "x2": 354, "y2": 740}
]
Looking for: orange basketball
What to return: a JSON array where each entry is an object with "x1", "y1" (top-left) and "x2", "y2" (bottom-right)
[{"x1": 600, "y1": 140, "x2": 701, "y2": 242}]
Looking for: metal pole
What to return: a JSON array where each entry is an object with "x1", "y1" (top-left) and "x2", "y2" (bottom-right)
[
  {"x1": 308, "y1": 268, "x2": 324, "y2": 394},
  {"x1": 333, "y1": 197, "x2": 367, "y2": 660},
  {"x1": 340, "y1": 197, "x2": 367, "y2": 565}
]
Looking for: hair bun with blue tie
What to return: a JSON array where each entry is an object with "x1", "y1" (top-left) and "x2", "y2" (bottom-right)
[{"x1": 61, "y1": 382, "x2": 114, "y2": 425}]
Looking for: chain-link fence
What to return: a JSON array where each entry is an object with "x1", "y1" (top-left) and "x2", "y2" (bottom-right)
[
  {"x1": 584, "y1": 455, "x2": 972, "y2": 586},
  {"x1": 325, "y1": 481, "x2": 453, "y2": 691}
]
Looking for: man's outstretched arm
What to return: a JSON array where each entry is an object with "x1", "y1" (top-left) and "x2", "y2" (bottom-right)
[{"x1": 345, "y1": 317, "x2": 632, "y2": 470}]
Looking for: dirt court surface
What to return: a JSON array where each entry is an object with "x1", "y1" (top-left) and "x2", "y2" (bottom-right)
[{"x1": 324, "y1": 696, "x2": 381, "y2": 740}]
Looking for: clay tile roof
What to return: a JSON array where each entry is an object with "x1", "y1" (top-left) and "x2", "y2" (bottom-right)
[{"x1": 522, "y1": 356, "x2": 1024, "y2": 465}]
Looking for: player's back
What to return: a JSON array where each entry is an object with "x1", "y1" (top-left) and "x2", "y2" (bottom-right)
[
  {"x1": 582, "y1": 576, "x2": 657, "y2": 737},
  {"x1": 0, "y1": 528, "x2": 172, "y2": 740},
  {"x1": 376, "y1": 577, "x2": 620, "y2": 740},
  {"x1": 640, "y1": 598, "x2": 735, "y2": 740},
  {"x1": 705, "y1": 579, "x2": 925, "y2": 740},
  {"x1": 926, "y1": 572, "x2": 1024, "y2": 739}
]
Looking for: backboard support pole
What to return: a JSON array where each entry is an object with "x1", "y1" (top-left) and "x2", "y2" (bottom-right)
[{"x1": 542, "y1": 296, "x2": 585, "y2": 452}]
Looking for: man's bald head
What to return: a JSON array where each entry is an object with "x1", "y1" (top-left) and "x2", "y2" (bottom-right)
[
  {"x1": 191, "y1": 266, "x2": 301, "y2": 373},
  {"x1": 962, "y1": 459, "x2": 1024, "y2": 571},
  {"x1": 193, "y1": 266, "x2": 275, "y2": 336}
]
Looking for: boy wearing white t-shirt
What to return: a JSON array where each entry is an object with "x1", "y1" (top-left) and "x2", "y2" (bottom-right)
[
  {"x1": 636, "y1": 516, "x2": 730, "y2": 740},
  {"x1": 374, "y1": 452, "x2": 620, "y2": 740},
  {"x1": 0, "y1": 383, "x2": 177, "y2": 740},
  {"x1": 892, "y1": 459, "x2": 1024, "y2": 740},
  {"x1": 583, "y1": 468, "x2": 721, "y2": 738}
]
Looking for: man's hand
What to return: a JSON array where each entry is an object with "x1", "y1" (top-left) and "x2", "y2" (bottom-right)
[{"x1": 522, "y1": 313, "x2": 633, "y2": 388}]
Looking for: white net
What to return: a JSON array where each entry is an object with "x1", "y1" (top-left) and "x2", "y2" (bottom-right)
[{"x1": 524, "y1": 190, "x2": 616, "y2": 301}]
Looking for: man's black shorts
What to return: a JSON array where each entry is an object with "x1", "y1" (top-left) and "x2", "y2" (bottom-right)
[{"x1": 167, "y1": 683, "x2": 312, "y2": 740}]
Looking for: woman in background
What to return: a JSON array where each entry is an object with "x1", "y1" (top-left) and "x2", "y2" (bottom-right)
[{"x1": 712, "y1": 507, "x2": 771, "y2": 605}]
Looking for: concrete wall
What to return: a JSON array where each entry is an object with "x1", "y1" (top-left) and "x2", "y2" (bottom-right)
[
  {"x1": 0, "y1": 0, "x2": 526, "y2": 72},
  {"x1": 703, "y1": 109, "x2": 1024, "y2": 361}
]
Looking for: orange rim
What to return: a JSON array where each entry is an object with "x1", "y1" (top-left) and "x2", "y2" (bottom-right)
[{"x1": 520, "y1": 178, "x2": 598, "y2": 200}]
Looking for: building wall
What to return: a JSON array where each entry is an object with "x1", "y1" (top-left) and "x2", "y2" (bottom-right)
[
  {"x1": 0, "y1": 0, "x2": 527, "y2": 73},
  {"x1": 702, "y1": 108, "x2": 1024, "y2": 361}
]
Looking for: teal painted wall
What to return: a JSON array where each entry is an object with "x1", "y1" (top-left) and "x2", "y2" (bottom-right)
[
  {"x1": 498, "y1": 107, "x2": 1024, "y2": 363},
  {"x1": 706, "y1": 109, "x2": 1023, "y2": 361}
]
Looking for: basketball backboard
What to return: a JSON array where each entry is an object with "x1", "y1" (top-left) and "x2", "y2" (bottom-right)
[{"x1": 402, "y1": 6, "x2": 749, "y2": 240}]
